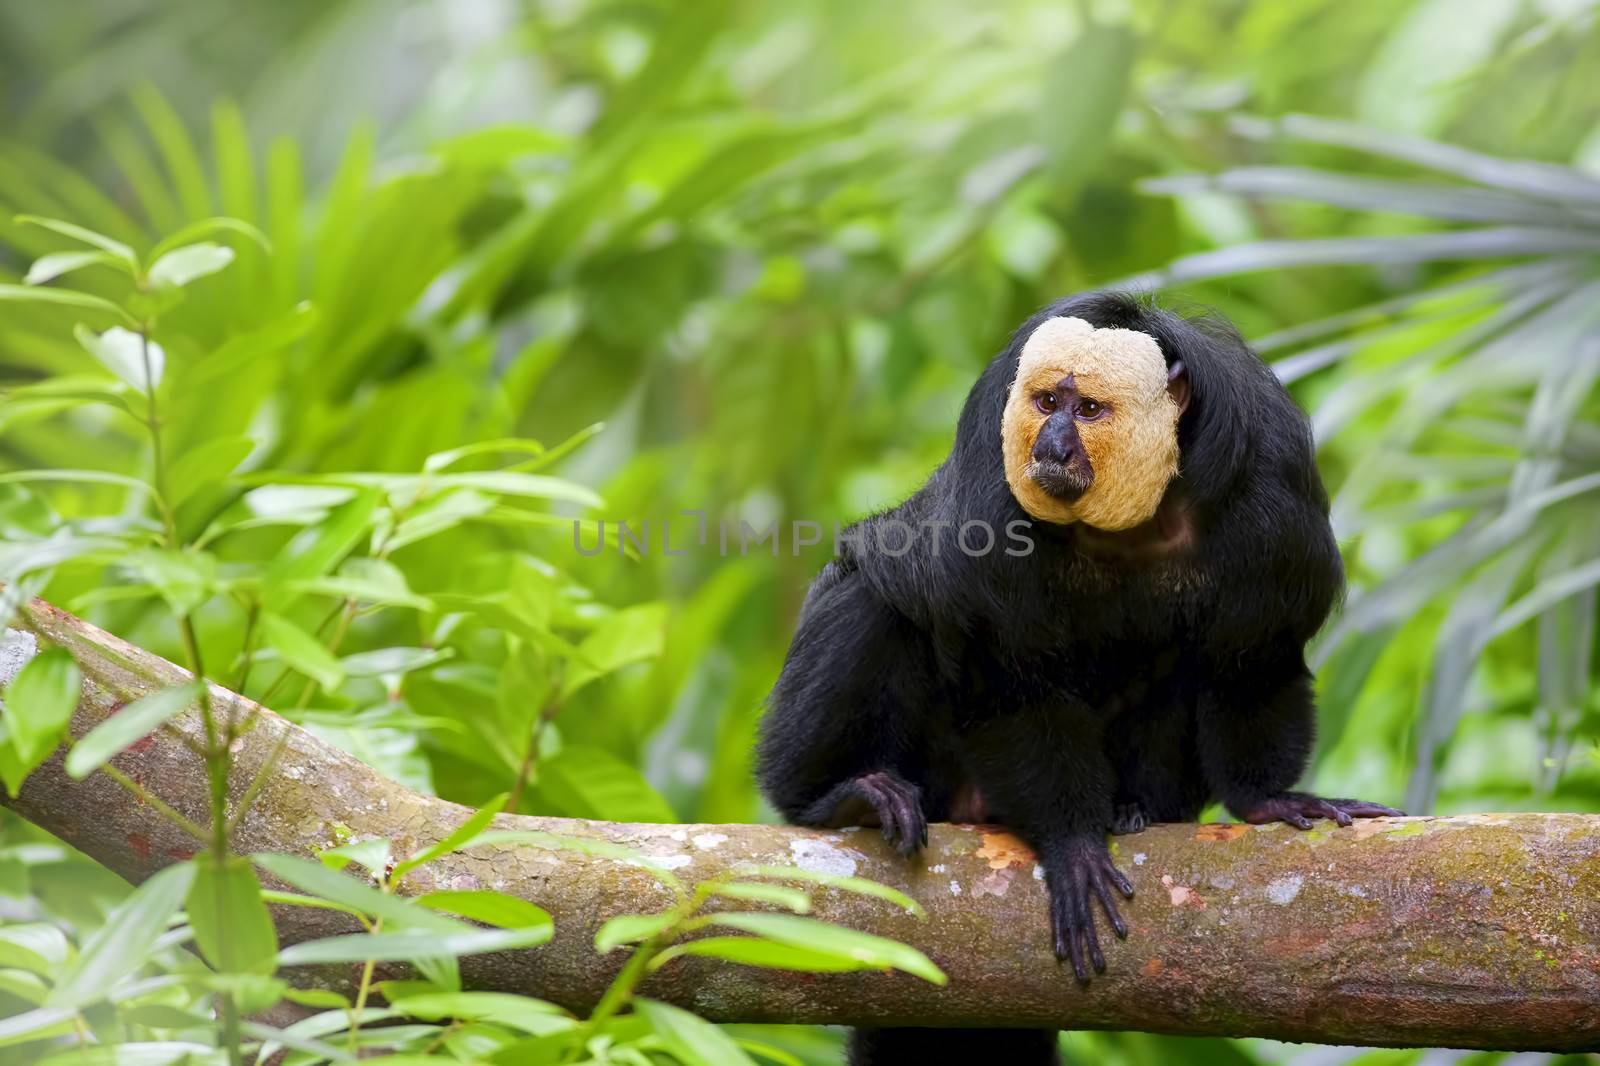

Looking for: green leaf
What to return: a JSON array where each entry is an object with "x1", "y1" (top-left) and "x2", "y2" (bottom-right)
[
  {"x1": 393, "y1": 794, "x2": 506, "y2": 879},
  {"x1": 239, "y1": 1020, "x2": 357, "y2": 1063},
  {"x1": 634, "y1": 998, "x2": 757, "y2": 1066},
  {"x1": 0, "y1": 469, "x2": 150, "y2": 492},
  {"x1": 24, "y1": 250, "x2": 128, "y2": 285},
  {"x1": 702, "y1": 914, "x2": 944, "y2": 984},
  {"x1": 423, "y1": 437, "x2": 547, "y2": 474},
  {"x1": 378, "y1": 990, "x2": 572, "y2": 1036},
  {"x1": 413, "y1": 471, "x2": 601, "y2": 508},
  {"x1": 65, "y1": 682, "x2": 201, "y2": 779},
  {"x1": 258, "y1": 611, "x2": 344, "y2": 692},
  {"x1": 706, "y1": 883, "x2": 810, "y2": 913},
  {"x1": 146, "y1": 242, "x2": 236, "y2": 288},
  {"x1": 1037, "y1": 23, "x2": 1134, "y2": 191},
  {"x1": 537, "y1": 745, "x2": 676, "y2": 823},
  {"x1": 259, "y1": 888, "x2": 366, "y2": 920},
  {"x1": 37, "y1": 1040, "x2": 218, "y2": 1064},
  {"x1": 649, "y1": 936, "x2": 862, "y2": 973},
  {"x1": 0, "y1": 284, "x2": 134, "y2": 325},
  {"x1": 319, "y1": 837, "x2": 392, "y2": 877},
  {"x1": 189, "y1": 972, "x2": 289, "y2": 1015},
  {"x1": 594, "y1": 912, "x2": 675, "y2": 953},
  {"x1": 1488, "y1": 556, "x2": 1600, "y2": 643},
  {"x1": 1145, "y1": 167, "x2": 1580, "y2": 226},
  {"x1": 119, "y1": 1004, "x2": 212, "y2": 1029},
  {"x1": 1236, "y1": 112, "x2": 1600, "y2": 203},
  {"x1": 0, "y1": 648, "x2": 81, "y2": 793},
  {"x1": 119, "y1": 549, "x2": 217, "y2": 615},
  {"x1": 277, "y1": 926, "x2": 549, "y2": 966},
  {"x1": 49, "y1": 862, "x2": 196, "y2": 1007},
  {"x1": 338, "y1": 646, "x2": 452, "y2": 679},
  {"x1": 188, "y1": 302, "x2": 318, "y2": 388},
  {"x1": 74, "y1": 325, "x2": 164, "y2": 391},
  {"x1": 261, "y1": 488, "x2": 381, "y2": 609},
  {"x1": 0, "y1": 1005, "x2": 75, "y2": 1048},
  {"x1": 164, "y1": 436, "x2": 253, "y2": 507},
  {"x1": 289, "y1": 558, "x2": 432, "y2": 611},
  {"x1": 187, "y1": 858, "x2": 278, "y2": 975},
  {"x1": 148, "y1": 217, "x2": 271, "y2": 261},
  {"x1": 414, "y1": 890, "x2": 551, "y2": 931},
  {"x1": 283, "y1": 987, "x2": 351, "y2": 1009},
  {"x1": 0, "y1": 970, "x2": 49, "y2": 1005},
  {"x1": 14, "y1": 214, "x2": 137, "y2": 265},
  {"x1": 0, "y1": 924, "x2": 70, "y2": 974},
  {"x1": 562, "y1": 604, "x2": 667, "y2": 698},
  {"x1": 251, "y1": 853, "x2": 463, "y2": 931}
]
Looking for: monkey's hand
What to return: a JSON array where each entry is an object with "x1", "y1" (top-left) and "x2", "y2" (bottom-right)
[
  {"x1": 800, "y1": 771, "x2": 927, "y2": 857},
  {"x1": 1044, "y1": 835, "x2": 1134, "y2": 984},
  {"x1": 1236, "y1": 791, "x2": 1405, "y2": 830}
]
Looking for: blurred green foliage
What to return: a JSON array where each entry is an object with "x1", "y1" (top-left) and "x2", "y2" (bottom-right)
[{"x1": 2, "y1": 0, "x2": 1599, "y2": 1063}]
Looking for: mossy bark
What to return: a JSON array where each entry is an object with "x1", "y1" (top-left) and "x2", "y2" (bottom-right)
[{"x1": 2, "y1": 599, "x2": 1597, "y2": 1050}]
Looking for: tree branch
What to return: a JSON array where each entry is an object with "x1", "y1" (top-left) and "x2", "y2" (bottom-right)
[{"x1": 2, "y1": 599, "x2": 1598, "y2": 1051}]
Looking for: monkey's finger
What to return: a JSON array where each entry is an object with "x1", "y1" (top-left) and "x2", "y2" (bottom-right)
[
  {"x1": 893, "y1": 795, "x2": 926, "y2": 853},
  {"x1": 872, "y1": 790, "x2": 902, "y2": 848},
  {"x1": 1051, "y1": 895, "x2": 1078, "y2": 968},
  {"x1": 1073, "y1": 885, "x2": 1103, "y2": 976},
  {"x1": 1312, "y1": 800, "x2": 1352, "y2": 827},
  {"x1": 1066, "y1": 921, "x2": 1089, "y2": 984},
  {"x1": 1085, "y1": 922, "x2": 1106, "y2": 974},
  {"x1": 1091, "y1": 876, "x2": 1128, "y2": 939},
  {"x1": 1106, "y1": 865, "x2": 1135, "y2": 898},
  {"x1": 1055, "y1": 893, "x2": 1090, "y2": 981}
]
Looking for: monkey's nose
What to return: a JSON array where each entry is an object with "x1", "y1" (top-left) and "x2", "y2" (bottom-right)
[{"x1": 1032, "y1": 434, "x2": 1078, "y2": 466}]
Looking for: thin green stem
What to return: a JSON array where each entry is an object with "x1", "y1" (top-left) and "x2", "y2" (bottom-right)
[
  {"x1": 233, "y1": 600, "x2": 260, "y2": 696},
  {"x1": 225, "y1": 726, "x2": 292, "y2": 835},
  {"x1": 347, "y1": 916, "x2": 383, "y2": 1052},
  {"x1": 140, "y1": 322, "x2": 243, "y2": 1066},
  {"x1": 256, "y1": 600, "x2": 343, "y2": 708},
  {"x1": 562, "y1": 888, "x2": 710, "y2": 1061},
  {"x1": 99, "y1": 765, "x2": 209, "y2": 844},
  {"x1": 507, "y1": 699, "x2": 559, "y2": 812}
]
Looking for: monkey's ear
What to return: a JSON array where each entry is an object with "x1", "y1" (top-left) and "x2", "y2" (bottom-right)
[{"x1": 1167, "y1": 360, "x2": 1191, "y2": 414}]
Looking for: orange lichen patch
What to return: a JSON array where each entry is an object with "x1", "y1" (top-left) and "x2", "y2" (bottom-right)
[
  {"x1": 1140, "y1": 957, "x2": 1165, "y2": 977},
  {"x1": 1161, "y1": 874, "x2": 1206, "y2": 909},
  {"x1": 976, "y1": 831, "x2": 1034, "y2": 869},
  {"x1": 1194, "y1": 823, "x2": 1249, "y2": 842}
]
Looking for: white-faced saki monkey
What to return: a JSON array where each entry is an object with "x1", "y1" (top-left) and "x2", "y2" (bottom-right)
[{"x1": 757, "y1": 291, "x2": 1403, "y2": 1065}]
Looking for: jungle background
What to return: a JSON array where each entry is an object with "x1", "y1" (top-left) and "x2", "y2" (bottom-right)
[{"x1": 2, "y1": 0, "x2": 1599, "y2": 1063}]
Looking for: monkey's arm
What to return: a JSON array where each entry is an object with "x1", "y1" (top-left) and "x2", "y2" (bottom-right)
[
  {"x1": 756, "y1": 563, "x2": 939, "y2": 856},
  {"x1": 1196, "y1": 655, "x2": 1402, "y2": 826},
  {"x1": 963, "y1": 705, "x2": 1133, "y2": 983}
]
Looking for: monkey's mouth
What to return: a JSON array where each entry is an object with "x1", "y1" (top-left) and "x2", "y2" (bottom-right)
[{"x1": 1028, "y1": 459, "x2": 1093, "y2": 500}]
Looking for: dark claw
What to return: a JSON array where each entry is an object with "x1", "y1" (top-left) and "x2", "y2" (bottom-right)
[
  {"x1": 1045, "y1": 836, "x2": 1132, "y2": 984},
  {"x1": 855, "y1": 771, "x2": 926, "y2": 857},
  {"x1": 1109, "y1": 802, "x2": 1148, "y2": 835}
]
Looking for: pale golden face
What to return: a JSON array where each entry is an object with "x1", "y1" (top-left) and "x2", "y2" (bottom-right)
[{"x1": 1000, "y1": 316, "x2": 1181, "y2": 530}]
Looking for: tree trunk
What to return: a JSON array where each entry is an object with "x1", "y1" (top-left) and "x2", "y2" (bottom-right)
[{"x1": 2, "y1": 599, "x2": 1597, "y2": 1051}]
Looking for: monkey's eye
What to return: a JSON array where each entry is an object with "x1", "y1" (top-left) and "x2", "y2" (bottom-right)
[
  {"x1": 1077, "y1": 399, "x2": 1105, "y2": 420},
  {"x1": 1035, "y1": 392, "x2": 1058, "y2": 415}
]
